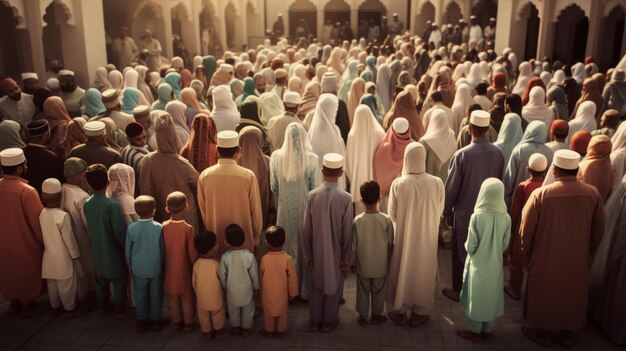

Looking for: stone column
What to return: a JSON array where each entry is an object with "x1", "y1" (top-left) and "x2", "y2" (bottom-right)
[
  {"x1": 317, "y1": 8, "x2": 324, "y2": 41},
  {"x1": 162, "y1": 1, "x2": 174, "y2": 58},
  {"x1": 535, "y1": 1, "x2": 553, "y2": 60},
  {"x1": 493, "y1": 0, "x2": 514, "y2": 55},
  {"x1": 351, "y1": 8, "x2": 358, "y2": 38},
  {"x1": 23, "y1": 0, "x2": 46, "y2": 79},
  {"x1": 585, "y1": 0, "x2": 601, "y2": 58}
]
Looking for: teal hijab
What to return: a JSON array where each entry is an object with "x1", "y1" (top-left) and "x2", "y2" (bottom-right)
[
  {"x1": 242, "y1": 77, "x2": 256, "y2": 100},
  {"x1": 84, "y1": 88, "x2": 106, "y2": 117},
  {"x1": 164, "y1": 72, "x2": 182, "y2": 99},
  {"x1": 520, "y1": 120, "x2": 548, "y2": 144},
  {"x1": 151, "y1": 84, "x2": 173, "y2": 111},
  {"x1": 474, "y1": 178, "x2": 507, "y2": 214},
  {"x1": 494, "y1": 113, "x2": 523, "y2": 163},
  {"x1": 203, "y1": 56, "x2": 216, "y2": 85},
  {"x1": 121, "y1": 87, "x2": 141, "y2": 114}
]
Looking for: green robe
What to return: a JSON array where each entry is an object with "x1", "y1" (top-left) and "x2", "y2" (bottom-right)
[
  {"x1": 422, "y1": 142, "x2": 450, "y2": 184},
  {"x1": 460, "y1": 179, "x2": 511, "y2": 321},
  {"x1": 83, "y1": 194, "x2": 126, "y2": 279}
]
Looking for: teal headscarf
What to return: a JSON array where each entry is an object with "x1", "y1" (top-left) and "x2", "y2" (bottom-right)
[
  {"x1": 202, "y1": 56, "x2": 216, "y2": 85},
  {"x1": 235, "y1": 77, "x2": 257, "y2": 107},
  {"x1": 164, "y1": 72, "x2": 182, "y2": 99},
  {"x1": 389, "y1": 60, "x2": 403, "y2": 94},
  {"x1": 520, "y1": 120, "x2": 548, "y2": 144},
  {"x1": 360, "y1": 70, "x2": 372, "y2": 83},
  {"x1": 494, "y1": 113, "x2": 523, "y2": 163},
  {"x1": 84, "y1": 88, "x2": 106, "y2": 117},
  {"x1": 121, "y1": 87, "x2": 141, "y2": 114},
  {"x1": 151, "y1": 84, "x2": 173, "y2": 111},
  {"x1": 474, "y1": 178, "x2": 507, "y2": 214}
]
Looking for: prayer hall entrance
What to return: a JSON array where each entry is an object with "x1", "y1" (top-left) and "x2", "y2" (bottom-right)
[
  {"x1": 357, "y1": 0, "x2": 386, "y2": 28},
  {"x1": 414, "y1": 1, "x2": 435, "y2": 39},
  {"x1": 598, "y1": 4, "x2": 626, "y2": 71},
  {"x1": 324, "y1": 0, "x2": 350, "y2": 28},
  {"x1": 0, "y1": 2, "x2": 31, "y2": 78},
  {"x1": 519, "y1": 2, "x2": 540, "y2": 61},
  {"x1": 444, "y1": 1, "x2": 463, "y2": 25},
  {"x1": 471, "y1": 0, "x2": 497, "y2": 28},
  {"x1": 288, "y1": 0, "x2": 316, "y2": 39},
  {"x1": 552, "y1": 4, "x2": 588, "y2": 64}
]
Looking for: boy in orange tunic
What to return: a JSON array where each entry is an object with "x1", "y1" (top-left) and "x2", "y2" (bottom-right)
[
  {"x1": 259, "y1": 226, "x2": 298, "y2": 338},
  {"x1": 163, "y1": 191, "x2": 199, "y2": 332},
  {"x1": 192, "y1": 231, "x2": 231, "y2": 340}
]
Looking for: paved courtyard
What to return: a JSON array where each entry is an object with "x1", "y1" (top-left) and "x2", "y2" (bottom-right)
[{"x1": 1, "y1": 248, "x2": 620, "y2": 351}]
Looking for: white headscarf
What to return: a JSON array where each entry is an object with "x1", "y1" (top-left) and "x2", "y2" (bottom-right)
[
  {"x1": 259, "y1": 92, "x2": 285, "y2": 126},
  {"x1": 346, "y1": 105, "x2": 385, "y2": 202},
  {"x1": 567, "y1": 100, "x2": 597, "y2": 144},
  {"x1": 402, "y1": 142, "x2": 426, "y2": 175},
  {"x1": 572, "y1": 62, "x2": 587, "y2": 85},
  {"x1": 466, "y1": 63, "x2": 483, "y2": 88},
  {"x1": 549, "y1": 69, "x2": 565, "y2": 88},
  {"x1": 275, "y1": 122, "x2": 316, "y2": 182},
  {"x1": 123, "y1": 69, "x2": 139, "y2": 89},
  {"x1": 106, "y1": 163, "x2": 136, "y2": 216},
  {"x1": 339, "y1": 60, "x2": 359, "y2": 102},
  {"x1": 419, "y1": 109, "x2": 457, "y2": 167},
  {"x1": 210, "y1": 85, "x2": 241, "y2": 132},
  {"x1": 376, "y1": 63, "x2": 392, "y2": 112},
  {"x1": 165, "y1": 100, "x2": 190, "y2": 150},
  {"x1": 452, "y1": 64, "x2": 466, "y2": 82},
  {"x1": 308, "y1": 93, "x2": 345, "y2": 168},
  {"x1": 512, "y1": 61, "x2": 532, "y2": 96},
  {"x1": 521, "y1": 87, "x2": 553, "y2": 126},
  {"x1": 540, "y1": 71, "x2": 552, "y2": 88},
  {"x1": 450, "y1": 83, "x2": 473, "y2": 135}
]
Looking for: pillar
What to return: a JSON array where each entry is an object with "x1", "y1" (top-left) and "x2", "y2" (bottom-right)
[
  {"x1": 351, "y1": 8, "x2": 358, "y2": 38},
  {"x1": 23, "y1": 0, "x2": 46, "y2": 79},
  {"x1": 436, "y1": 0, "x2": 444, "y2": 27},
  {"x1": 493, "y1": 0, "x2": 514, "y2": 55},
  {"x1": 317, "y1": 8, "x2": 324, "y2": 41},
  {"x1": 535, "y1": 1, "x2": 553, "y2": 60},
  {"x1": 585, "y1": 0, "x2": 601, "y2": 58},
  {"x1": 163, "y1": 1, "x2": 174, "y2": 58}
]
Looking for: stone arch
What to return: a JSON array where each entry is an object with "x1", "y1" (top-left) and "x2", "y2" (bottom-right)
[
  {"x1": 199, "y1": 0, "x2": 223, "y2": 55},
  {"x1": 0, "y1": 1, "x2": 31, "y2": 78},
  {"x1": 357, "y1": 0, "x2": 386, "y2": 28},
  {"x1": 40, "y1": 0, "x2": 73, "y2": 26},
  {"x1": 444, "y1": 0, "x2": 462, "y2": 25},
  {"x1": 246, "y1": 0, "x2": 259, "y2": 15},
  {"x1": 171, "y1": 2, "x2": 194, "y2": 63},
  {"x1": 553, "y1": 4, "x2": 588, "y2": 64},
  {"x1": 414, "y1": 1, "x2": 435, "y2": 37},
  {"x1": 598, "y1": 4, "x2": 626, "y2": 70},
  {"x1": 132, "y1": 0, "x2": 166, "y2": 58},
  {"x1": 514, "y1": 1, "x2": 540, "y2": 60},
  {"x1": 325, "y1": 0, "x2": 350, "y2": 26},
  {"x1": 470, "y1": 0, "x2": 497, "y2": 27},
  {"x1": 0, "y1": 0, "x2": 24, "y2": 28},
  {"x1": 604, "y1": 1, "x2": 626, "y2": 17},
  {"x1": 42, "y1": 0, "x2": 73, "y2": 67},
  {"x1": 246, "y1": 1, "x2": 264, "y2": 48},
  {"x1": 289, "y1": 0, "x2": 317, "y2": 38}
]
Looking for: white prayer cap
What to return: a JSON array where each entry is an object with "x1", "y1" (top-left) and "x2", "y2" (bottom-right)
[
  {"x1": 469, "y1": 110, "x2": 490, "y2": 127},
  {"x1": 393, "y1": 13, "x2": 398, "y2": 16},
  {"x1": 219, "y1": 64, "x2": 234, "y2": 73},
  {"x1": 489, "y1": 17, "x2": 496, "y2": 21},
  {"x1": 470, "y1": 15, "x2": 477, "y2": 20},
  {"x1": 283, "y1": 91, "x2": 301, "y2": 105},
  {"x1": 320, "y1": 72, "x2": 338, "y2": 93},
  {"x1": 171, "y1": 56, "x2": 184, "y2": 69},
  {"x1": 58, "y1": 69, "x2": 74, "y2": 76},
  {"x1": 21, "y1": 72, "x2": 38, "y2": 80},
  {"x1": 83, "y1": 121, "x2": 106, "y2": 136},
  {"x1": 0, "y1": 148, "x2": 25, "y2": 166},
  {"x1": 528, "y1": 153, "x2": 548, "y2": 172},
  {"x1": 275, "y1": 69, "x2": 288, "y2": 79},
  {"x1": 47, "y1": 78, "x2": 60, "y2": 90},
  {"x1": 217, "y1": 130, "x2": 239, "y2": 148},
  {"x1": 392, "y1": 117, "x2": 409, "y2": 135},
  {"x1": 553, "y1": 149, "x2": 580, "y2": 170},
  {"x1": 132, "y1": 105, "x2": 150, "y2": 116},
  {"x1": 323, "y1": 153, "x2": 344, "y2": 169},
  {"x1": 42, "y1": 178, "x2": 62, "y2": 194}
]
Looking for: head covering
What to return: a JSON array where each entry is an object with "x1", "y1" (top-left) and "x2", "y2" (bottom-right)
[
  {"x1": 108, "y1": 70, "x2": 124, "y2": 90},
  {"x1": 529, "y1": 153, "x2": 548, "y2": 172},
  {"x1": 470, "y1": 110, "x2": 491, "y2": 127},
  {"x1": 84, "y1": 121, "x2": 106, "y2": 136},
  {"x1": 522, "y1": 86, "x2": 553, "y2": 126},
  {"x1": 572, "y1": 62, "x2": 587, "y2": 85},
  {"x1": 572, "y1": 77, "x2": 603, "y2": 120},
  {"x1": 553, "y1": 149, "x2": 581, "y2": 170},
  {"x1": 320, "y1": 72, "x2": 338, "y2": 93},
  {"x1": 346, "y1": 105, "x2": 385, "y2": 201},
  {"x1": 153, "y1": 112, "x2": 178, "y2": 153},
  {"x1": 125, "y1": 122, "x2": 144, "y2": 138},
  {"x1": 383, "y1": 90, "x2": 424, "y2": 141},
  {"x1": 451, "y1": 83, "x2": 474, "y2": 135},
  {"x1": 568, "y1": 100, "x2": 597, "y2": 143},
  {"x1": 420, "y1": 109, "x2": 457, "y2": 166},
  {"x1": 259, "y1": 92, "x2": 285, "y2": 126},
  {"x1": 521, "y1": 77, "x2": 546, "y2": 106},
  {"x1": 84, "y1": 88, "x2": 107, "y2": 117},
  {"x1": 164, "y1": 72, "x2": 182, "y2": 99},
  {"x1": 211, "y1": 85, "x2": 241, "y2": 132},
  {"x1": 121, "y1": 87, "x2": 142, "y2": 114},
  {"x1": 550, "y1": 119, "x2": 569, "y2": 137},
  {"x1": 512, "y1": 61, "x2": 532, "y2": 95},
  {"x1": 180, "y1": 113, "x2": 218, "y2": 172},
  {"x1": 347, "y1": 77, "x2": 366, "y2": 125},
  {"x1": 165, "y1": 100, "x2": 190, "y2": 133},
  {"x1": 0, "y1": 148, "x2": 25, "y2": 166},
  {"x1": 106, "y1": 163, "x2": 136, "y2": 215},
  {"x1": 152, "y1": 83, "x2": 173, "y2": 111},
  {"x1": 494, "y1": 113, "x2": 524, "y2": 163},
  {"x1": 100, "y1": 117, "x2": 123, "y2": 150},
  {"x1": 229, "y1": 79, "x2": 245, "y2": 97},
  {"x1": 102, "y1": 88, "x2": 120, "y2": 109},
  {"x1": 27, "y1": 120, "x2": 49, "y2": 138},
  {"x1": 373, "y1": 120, "x2": 414, "y2": 194},
  {"x1": 400, "y1": 141, "x2": 427, "y2": 175},
  {"x1": 43, "y1": 96, "x2": 72, "y2": 138},
  {"x1": 180, "y1": 87, "x2": 202, "y2": 111},
  {"x1": 570, "y1": 131, "x2": 592, "y2": 155},
  {"x1": 217, "y1": 130, "x2": 239, "y2": 148},
  {"x1": 273, "y1": 122, "x2": 314, "y2": 181},
  {"x1": 93, "y1": 67, "x2": 112, "y2": 91},
  {"x1": 308, "y1": 93, "x2": 345, "y2": 168},
  {"x1": 376, "y1": 63, "x2": 392, "y2": 112},
  {"x1": 237, "y1": 126, "x2": 269, "y2": 208},
  {"x1": 123, "y1": 69, "x2": 139, "y2": 89},
  {"x1": 0, "y1": 120, "x2": 26, "y2": 151},
  {"x1": 63, "y1": 157, "x2": 87, "y2": 178},
  {"x1": 474, "y1": 178, "x2": 507, "y2": 214},
  {"x1": 203, "y1": 56, "x2": 217, "y2": 84},
  {"x1": 239, "y1": 77, "x2": 257, "y2": 103}
]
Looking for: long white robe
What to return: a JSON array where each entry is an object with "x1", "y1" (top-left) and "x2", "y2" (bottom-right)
[
  {"x1": 61, "y1": 183, "x2": 94, "y2": 291},
  {"x1": 387, "y1": 142, "x2": 445, "y2": 313}
]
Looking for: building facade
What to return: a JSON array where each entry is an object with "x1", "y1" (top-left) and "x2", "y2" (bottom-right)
[{"x1": 0, "y1": 0, "x2": 624, "y2": 87}]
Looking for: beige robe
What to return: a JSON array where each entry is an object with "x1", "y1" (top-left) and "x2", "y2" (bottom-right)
[{"x1": 197, "y1": 159, "x2": 263, "y2": 257}]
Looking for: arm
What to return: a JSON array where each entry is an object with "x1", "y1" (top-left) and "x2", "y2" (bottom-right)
[
  {"x1": 60, "y1": 213, "x2": 81, "y2": 259},
  {"x1": 520, "y1": 191, "x2": 540, "y2": 267},
  {"x1": 219, "y1": 256, "x2": 227, "y2": 289},
  {"x1": 465, "y1": 216, "x2": 479, "y2": 256},
  {"x1": 502, "y1": 215, "x2": 512, "y2": 252},
  {"x1": 443, "y1": 153, "x2": 461, "y2": 222},
  {"x1": 248, "y1": 254, "x2": 260, "y2": 290},
  {"x1": 303, "y1": 194, "x2": 313, "y2": 268},
  {"x1": 286, "y1": 256, "x2": 298, "y2": 298},
  {"x1": 24, "y1": 188, "x2": 44, "y2": 244},
  {"x1": 341, "y1": 198, "x2": 354, "y2": 270}
]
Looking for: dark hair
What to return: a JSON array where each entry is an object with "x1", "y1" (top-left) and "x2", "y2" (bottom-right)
[
  {"x1": 529, "y1": 169, "x2": 546, "y2": 177},
  {"x1": 225, "y1": 223, "x2": 245, "y2": 247},
  {"x1": 217, "y1": 146, "x2": 239, "y2": 158},
  {"x1": 166, "y1": 191, "x2": 187, "y2": 213},
  {"x1": 469, "y1": 124, "x2": 489, "y2": 137},
  {"x1": 554, "y1": 166, "x2": 578, "y2": 177},
  {"x1": 1, "y1": 162, "x2": 25, "y2": 176},
  {"x1": 466, "y1": 104, "x2": 482, "y2": 123},
  {"x1": 553, "y1": 129, "x2": 568, "y2": 139},
  {"x1": 265, "y1": 226, "x2": 286, "y2": 247},
  {"x1": 430, "y1": 91, "x2": 443, "y2": 102},
  {"x1": 360, "y1": 181, "x2": 380, "y2": 205},
  {"x1": 505, "y1": 94, "x2": 522, "y2": 114},
  {"x1": 475, "y1": 82, "x2": 489, "y2": 95},
  {"x1": 85, "y1": 164, "x2": 108, "y2": 191},
  {"x1": 225, "y1": 58, "x2": 236, "y2": 66},
  {"x1": 195, "y1": 231, "x2": 217, "y2": 255},
  {"x1": 322, "y1": 166, "x2": 343, "y2": 178}
]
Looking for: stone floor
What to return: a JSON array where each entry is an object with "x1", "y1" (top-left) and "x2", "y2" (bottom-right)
[{"x1": 1, "y1": 248, "x2": 621, "y2": 351}]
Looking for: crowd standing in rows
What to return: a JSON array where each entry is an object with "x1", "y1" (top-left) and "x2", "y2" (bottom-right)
[{"x1": 0, "y1": 15, "x2": 625, "y2": 347}]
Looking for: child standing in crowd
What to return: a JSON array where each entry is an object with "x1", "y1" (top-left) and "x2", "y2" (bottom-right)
[
  {"x1": 303, "y1": 153, "x2": 353, "y2": 333},
  {"x1": 259, "y1": 226, "x2": 298, "y2": 338},
  {"x1": 193, "y1": 231, "x2": 231, "y2": 340},
  {"x1": 505, "y1": 153, "x2": 547, "y2": 300},
  {"x1": 125, "y1": 195, "x2": 167, "y2": 332},
  {"x1": 458, "y1": 178, "x2": 511, "y2": 342},
  {"x1": 351, "y1": 181, "x2": 393, "y2": 327},
  {"x1": 219, "y1": 224, "x2": 259, "y2": 336},
  {"x1": 40, "y1": 178, "x2": 88, "y2": 318},
  {"x1": 163, "y1": 191, "x2": 198, "y2": 332},
  {"x1": 83, "y1": 164, "x2": 133, "y2": 319}
]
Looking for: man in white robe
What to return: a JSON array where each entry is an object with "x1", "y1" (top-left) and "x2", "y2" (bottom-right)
[
  {"x1": 142, "y1": 29, "x2": 162, "y2": 73},
  {"x1": 0, "y1": 78, "x2": 35, "y2": 127},
  {"x1": 386, "y1": 142, "x2": 445, "y2": 327},
  {"x1": 112, "y1": 27, "x2": 138, "y2": 70},
  {"x1": 468, "y1": 16, "x2": 484, "y2": 51}
]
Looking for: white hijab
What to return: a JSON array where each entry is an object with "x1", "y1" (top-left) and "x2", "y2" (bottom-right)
[
  {"x1": 211, "y1": 85, "x2": 241, "y2": 132},
  {"x1": 259, "y1": 92, "x2": 285, "y2": 126},
  {"x1": 376, "y1": 63, "x2": 392, "y2": 112},
  {"x1": 274, "y1": 122, "x2": 316, "y2": 182},
  {"x1": 419, "y1": 109, "x2": 457, "y2": 167},
  {"x1": 451, "y1": 83, "x2": 473, "y2": 135},
  {"x1": 572, "y1": 62, "x2": 587, "y2": 85},
  {"x1": 123, "y1": 69, "x2": 139, "y2": 89},
  {"x1": 567, "y1": 100, "x2": 597, "y2": 144},
  {"x1": 522, "y1": 87, "x2": 553, "y2": 126},
  {"x1": 512, "y1": 61, "x2": 532, "y2": 96},
  {"x1": 165, "y1": 100, "x2": 190, "y2": 150},
  {"x1": 466, "y1": 63, "x2": 483, "y2": 89},
  {"x1": 402, "y1": 142, "x2": 426, "y2": 175},
  {"x1": 308, "y1": 93, "x2": 345, "y2": 168},
  {"x1": 346, "y1": 105, "x2": 385, "y2": 202},
  {"x1": 106, "y1": 163, "x2": 136, "y2": 216}
]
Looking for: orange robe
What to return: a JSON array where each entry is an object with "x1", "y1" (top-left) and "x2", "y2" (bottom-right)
[
  {"x1": 260, "y1": 251, "x2": 298, "y2": 316},
  {"x1": 163, "y1": 219, "x2": 198, "y2": 295},
  {"x1": 0, "y1": 176, "x2": 44, "y2": 303}
]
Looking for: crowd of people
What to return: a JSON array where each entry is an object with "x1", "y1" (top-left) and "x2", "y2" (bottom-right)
[{"x1": 0, "y1": 16, "x2": 625, "y2": 348}]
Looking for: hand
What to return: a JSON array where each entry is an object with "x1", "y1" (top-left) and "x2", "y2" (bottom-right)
[{"x1": 304, "y1": 257, "x2": 312, "y2": 269}]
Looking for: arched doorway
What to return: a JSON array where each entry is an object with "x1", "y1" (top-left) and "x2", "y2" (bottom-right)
[
  {"x1": 599, "y1": 5, "x2": 626, "y2": 71},
  {"x1": 42, "y1": 1, "x2": 69, "y2": 69},
  {"x1": 553, "y1": 4, "x2": 588, "y2": 64},
  {"x1": 414, "y1": 1, "x2": 435, "y2": 37},
  {"x1": 471, "y1": 0, "x2": 497, "y2": 28},
  {"x1": 133, "y1": 1, "x2": 166, "y2": 56},
  {"x1": 358, "y1": 0, "x2": 386, "y2": 28},
  {"x1": 288, "y1": 0, "x2": 317, "y2": 39},
  {"x1": 518, "y1": 2, "x2": 540, "y2": 60},
  {"x1": 324, "y1": 0, "x2": 350, "y2": 27},
  {"x1": 246, "y1": 2, "x2": 264, "y2": 49},
  {"x1": 444, "y1": 1, "x2": 463, "y2": 25},
  {"x1": 224, "y1": 2, "x2": 238, "y2": 49},
  {"x1": 171, "y1": 3, "x2": 194, "y2": 60},
  {"x1": 199, "y1": 0, "x2": 223, "y2": 56},
  {"x1": 0, "y1": 2, "x2": 30, "y2": 78}
]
